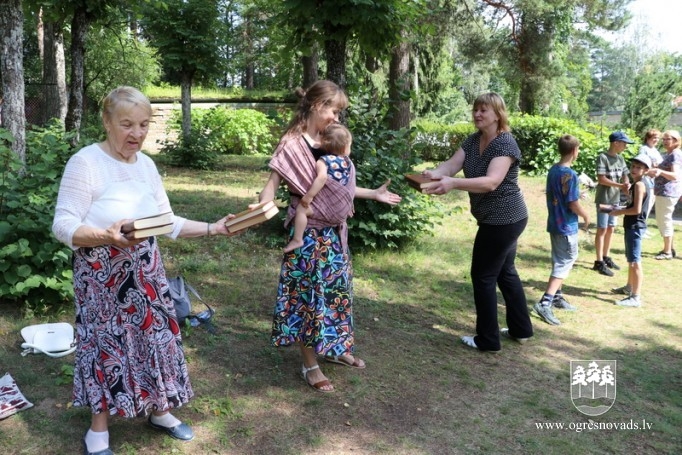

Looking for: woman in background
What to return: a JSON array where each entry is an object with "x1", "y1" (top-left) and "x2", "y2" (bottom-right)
[{"x1": 650, "y1": 129, "x2": 682, "y2": 259}]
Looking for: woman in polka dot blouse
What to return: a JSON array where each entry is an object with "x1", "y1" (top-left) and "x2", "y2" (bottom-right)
[{"x1": 422, "y1": 92, "x2": 533, "y2": 352}]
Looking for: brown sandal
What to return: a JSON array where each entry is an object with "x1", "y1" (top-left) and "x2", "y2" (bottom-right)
[
  {"x1": 325, "y1": 355, "x2": 366, "y2": 369},
  {"x1": 301, "y1": 364, "x2": 334, "y2": 392}
]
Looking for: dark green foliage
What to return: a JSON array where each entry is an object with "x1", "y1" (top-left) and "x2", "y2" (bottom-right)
[
  {"x1": 0, "y1": 124, "x2": 80, "y2": 310},
  {"x1": 200, "y1": 107, "x2": 277, "y2": 155},
  {"x1": 346, "y1": 88, "x2": 446, "y2": 250},
  {"x1": 159, "y1": 131, "x2": 217, "y2": 170},
  {"x1": 510, "y1": 115, "x2": 638, "y2": 178},
  {"x1": 412, "y1": 120, "x2": 475, "y2": 161},
  {"x1": 159, "y1": 107, "x2": 279, "y2": 169}
]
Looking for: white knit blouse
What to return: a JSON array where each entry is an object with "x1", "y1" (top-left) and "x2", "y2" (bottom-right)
[{"x1": 52, "y1": 144, "x2": 186, "y2": 249}]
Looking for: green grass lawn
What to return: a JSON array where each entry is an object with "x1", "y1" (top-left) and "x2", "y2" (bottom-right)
[{"x1": 0, "y1": 155, "x2": 680, "y2": 454}]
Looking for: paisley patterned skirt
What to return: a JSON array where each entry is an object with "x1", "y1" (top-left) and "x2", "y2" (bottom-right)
[
  {"x1": 271, "y1": 226, "x2": 356, "y2": 357},
  {"x1": 71, "y1": 236, "x2": 193, "y2": 417}
]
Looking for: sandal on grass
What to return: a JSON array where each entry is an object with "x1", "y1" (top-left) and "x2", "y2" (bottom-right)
[
  {"x1": 325, "y1": 355, "x2": 366, "y2": 369},
  {"x1": 301, "y1": 364, "x2": 334, "y2": 393}
]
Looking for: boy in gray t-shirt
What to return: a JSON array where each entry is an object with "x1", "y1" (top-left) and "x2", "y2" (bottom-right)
[{"x1": 592, "y1": 131, "x2": 632, "y2": 277}]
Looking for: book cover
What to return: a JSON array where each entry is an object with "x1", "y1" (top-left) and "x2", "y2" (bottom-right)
[
  {"x1": 224, "y1": 201, "x2": 279, "y2": 233},
  {"x1": 405, "y1": 173, "x2": 438, "y2": 191},
  {"x1": 123, "y1": 223, "x2": 174, "y2": 239},
  {"x1": 121, "y1": 211, "x2": 173, "y2": 233},
  {"x1": 598, "y1": 204, "x2": 625, "y2": 213}
]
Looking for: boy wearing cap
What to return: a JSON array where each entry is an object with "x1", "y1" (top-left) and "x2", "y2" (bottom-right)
[
  {"x1": 533, "y1": 135, "x2": 590, "y2": 326},
  {"x1": 592, "y1": 131, "x2": 632, "y2": 277},
  {"x1": 608, "y1": 154, "x2": 651, "y2": 307}
]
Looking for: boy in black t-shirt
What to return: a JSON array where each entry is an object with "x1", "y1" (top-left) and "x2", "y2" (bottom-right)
[{"x1": 607, "y1": 154, "x2": 651, "y2": 307}]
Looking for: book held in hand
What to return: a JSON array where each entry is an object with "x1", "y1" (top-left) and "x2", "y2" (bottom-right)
[
  {"x1": 121, "y1": 211, "x2": 173, "y2": 233},
  {"x1": 598, "y1": 204, "x2": 626, "y2": 213},
  {"x1": 405, "y1": 173, "x2": 438, "y2": 192},
  {"x1": 124, "y1": 223, "x2": 174, "y2": 239},
  {"x1": 224, "y1": 200, "x2": 280, "y2": 234}
]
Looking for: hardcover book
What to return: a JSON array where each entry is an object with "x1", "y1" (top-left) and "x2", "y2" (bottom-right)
[
  {"x1": 121, "y1": 211, "x2": 173, "y2": 233},
  {"x1": 598, "y1": 204, "x2": 626, "y2": 213},
  {"x1": 405, "y1": 173, "x2": 438, "y2": 192},
  {"x1": 224, "y1": 200, "x2": 280, "y2": 234},
  {"x1": 123, "y1": 223, "x2": 174, "y2": 239}
]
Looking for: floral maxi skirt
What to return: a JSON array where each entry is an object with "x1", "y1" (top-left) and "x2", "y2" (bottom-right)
[
  {"x1": 71, "y1": 237, "x2": 193, "y2": 417},
  {"x1": 271, "y1": 226, "x2": 356, "y2": 357}
]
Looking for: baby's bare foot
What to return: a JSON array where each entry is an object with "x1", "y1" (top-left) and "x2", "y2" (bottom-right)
[{"x1": 283, "y1": 239, "x2": 304, "y2": 253}]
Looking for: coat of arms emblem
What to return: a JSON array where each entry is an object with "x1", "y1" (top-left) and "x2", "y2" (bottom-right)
[{"x1": 570, "y1": 360, "x2": 617, "y2": 416}]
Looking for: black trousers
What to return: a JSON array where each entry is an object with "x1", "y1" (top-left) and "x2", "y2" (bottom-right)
[{"x1": 471, "y1": 217, "x2": 533, "y2": 351}]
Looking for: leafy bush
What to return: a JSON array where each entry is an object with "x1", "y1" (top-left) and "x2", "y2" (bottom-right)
[
  {"x1": 0, "y1": 124, "x2": 81, "y2": 310},
  {"x1": 202, "y1": 107, "x2": 277, "y2": 155},
  {"x1": 346, "y1": 88, "x2": 447, "y2": 250},
  {"x1": 160, "y1": 106, "x2": 279, "y2": 169},
  {"x1": 412, "y1": 119, "x2": 474, "y2": 161},
  {"x1": 159, "y1": 128, "x2": 218, "y2": 170},
  {"x1": 509, "y1": 115, "x2": 638, "y2": 178}
]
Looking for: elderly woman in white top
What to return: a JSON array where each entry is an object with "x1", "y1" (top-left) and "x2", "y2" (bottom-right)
[{"x1": 52, "y1": 86, "x2": 236, "y2": 455}]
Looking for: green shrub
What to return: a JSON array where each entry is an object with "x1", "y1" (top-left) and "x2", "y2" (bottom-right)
[
  {"x1": 160, "y1": 106, "x2": 279, "y2": 169},
  {"x1": 509, "y1": 115, "x2": 637, "y2": 178},
  {"x1": 202, "y1": 107, "x2": 277, "y2": 155},
  {"x1": 0, "y1": 124, "x2": 80, "y2": 310},
  {"x1": 159, "y1": 129, "x2": 218, "y2": 170},
  {"x1": 412, "y1": 120, "x2": 474, "y2": 162},
  {"x1": 346, "y1": 88, "x2": 447, "y2": 250}
]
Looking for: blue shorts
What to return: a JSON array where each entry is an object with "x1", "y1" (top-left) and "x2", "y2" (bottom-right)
[
  {"x1": 550, "y1": 233, "x2": 579, "y2": 279},
  {"x1": 596, "y1": 205, "x2": 618, "y2": 229},
  {"x1": 624, "y1": 228, "x2": 643, "y2": 263}
]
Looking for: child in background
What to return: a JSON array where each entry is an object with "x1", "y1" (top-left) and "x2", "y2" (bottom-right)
[
  {"x1": 592, "y1": 131, "x2": 632, "y2": 277},
  {"x1": 283, "y1": 124, "x2": 353, "y2": 253},
  {"x1": 533, "y1": 135, "x2": 590, "y2": 326},
  {"x1": 608, "y1": 154, "x2": 652, "y2": 307}
]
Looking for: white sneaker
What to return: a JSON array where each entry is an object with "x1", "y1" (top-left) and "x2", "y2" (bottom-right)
[{"x1": 501, "y1": 328, "x2": 530, "y2": 344}]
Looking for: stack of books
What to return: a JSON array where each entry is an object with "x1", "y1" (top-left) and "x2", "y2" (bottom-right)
[
  {"x1": 121, "y1": 212, "x2": 173, "y2": 239},
  {"x1": 224, "y1": 200, "x2": 279, "y2": 234}
]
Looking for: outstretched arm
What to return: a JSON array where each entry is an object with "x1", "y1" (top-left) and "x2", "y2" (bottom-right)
[
  {"x1": 423, "y1": 155, "x2": 513, "y2": 195},
  {"x1": 258, "y1": 171, "x2": 282, "y2": 203},
  {"x1": 423, "y1": 148, "x2": 465, "y2": 179},
  {"x1": 355, "y1": 180, "x2": 401, "y2": 205}
]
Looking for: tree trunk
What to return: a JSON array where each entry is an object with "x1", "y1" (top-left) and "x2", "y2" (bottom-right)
[
  {"x1": 65, "y1": 6, "x2": 92, "y2": 145},
  {"x1": 43, "y1": 20, "x2": 67, "y2": 125},
  {"x1": 243, "y1": 16, "x2": 254, "y2": 89},
  {"x1": 519, "y1": 76, "x2": 537, "y2": 115},
  {"x1": 0, "y1": 0, "x2": 27, "y2": 164},
  {"x1": 301, "y1": 43, "x2": 318, "y2": 89},
  {"x1": 324, "y1": 38, "x2": 346, "y2": 89},
  {"x1": 180, "y1": 73, "x2": 193, "y2": 140},
  {"x1": 244, "y1": 62, "x2": 254, "y2": 90},
  {"x1": 388, "y1": 40, "x2": 411, "y2": 131}
]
